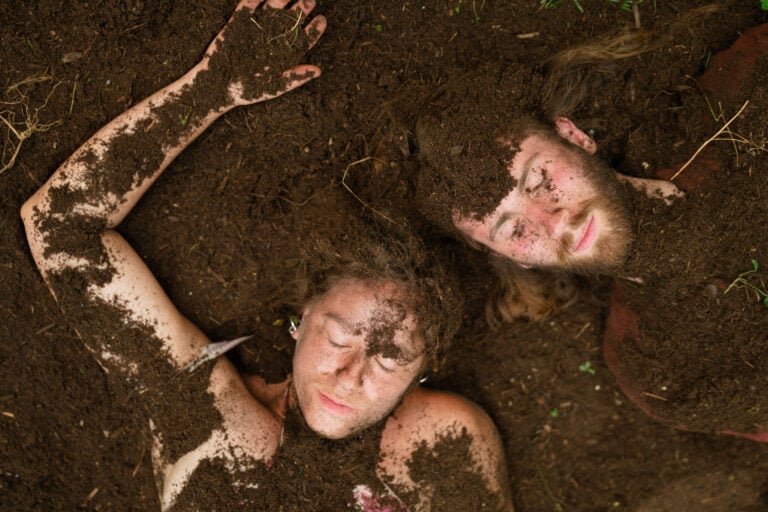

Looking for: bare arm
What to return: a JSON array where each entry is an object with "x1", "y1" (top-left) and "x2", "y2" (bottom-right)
[
  {"x1": 20, "y1": 1, "x2": 326, "y2": 507},
  {"x1": 21, "y1": 0, "x2": 325, "y2": 368}
]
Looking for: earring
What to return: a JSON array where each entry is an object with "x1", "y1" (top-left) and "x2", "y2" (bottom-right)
[
  {"x1": 288, "y1": 316, "x2": 300, "y2": 335},
  {"x1": 419, "y1": 375, "x2": 428, "y2": 384}
]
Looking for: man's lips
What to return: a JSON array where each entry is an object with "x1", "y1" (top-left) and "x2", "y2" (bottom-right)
[
  {"x1": 574, "y1": 215, "x2": 596, "y2": 253},
  {"x1": 317, "y1": 391, "x2": 355, "y2": 415}
]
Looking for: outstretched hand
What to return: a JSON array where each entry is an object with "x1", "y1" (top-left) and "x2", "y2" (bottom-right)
[{"x1": 201, "y1": 0, "x2": 326, "y2": 106}]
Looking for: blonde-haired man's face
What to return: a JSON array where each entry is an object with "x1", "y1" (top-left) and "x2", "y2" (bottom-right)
[{"x1": 453, "y1": 119, "x2": 633, "y2": 273}]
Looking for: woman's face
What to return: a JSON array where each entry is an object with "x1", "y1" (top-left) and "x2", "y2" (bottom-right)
[{"x1": 291, "y1": 278, "x2": 425, "y2": 439}]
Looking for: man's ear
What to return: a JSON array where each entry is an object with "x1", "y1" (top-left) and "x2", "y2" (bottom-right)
[{"x1": 553, "y1": 117, "x2": 597, "y2": 155}]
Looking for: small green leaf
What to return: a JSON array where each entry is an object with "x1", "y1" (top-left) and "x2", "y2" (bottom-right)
[
  {"x1": 579, "y1": 361, "x2": 596, "y2": 375},
  {"x1": 549, "y1": 408, "x2": 559, "y2": 418},
  {"x1": 761, "y1": 0, "x2": 768, "y2": 11},
  {"x1": 751, "y1": 258, "x2": 759, "y2": 272}
]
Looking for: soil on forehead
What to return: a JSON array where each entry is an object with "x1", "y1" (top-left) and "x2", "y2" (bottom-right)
[
  {"x1": 356, "y1": 291, "x2": 415, "y2": 361},
  {"x1": 2, "y1": 1, "x2": 768, "y2": 511}
]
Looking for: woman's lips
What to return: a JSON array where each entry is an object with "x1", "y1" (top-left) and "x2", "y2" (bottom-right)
[{"x1": 317, "y1": 391, "x2": 355, "y2": 415}]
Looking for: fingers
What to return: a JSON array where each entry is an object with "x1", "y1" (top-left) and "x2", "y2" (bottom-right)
[
  {"x1": 236, "y1": 0, "x2": 265, "y2": 13},
  {"x1": 255, "y1": 65, "x2": 321, "y2": 102},
  {"x1": 264, "y1": 0, "x2": 317, "y2": 17},
  {"x1": 263, "y1": 0, "x2": 291, "y2": 8},
  {"x1": 292, "y1": 0, "x2": 316, "y2": 17},
  {"x1": 283, "y1": 65, "x2": 321, "y2": 90},
  {"x1": 304, "y1": 15, "x2": 326, "y2": 50},
  {"x1": 259, "y1": 0, "x2": 323, "y2": 50}
]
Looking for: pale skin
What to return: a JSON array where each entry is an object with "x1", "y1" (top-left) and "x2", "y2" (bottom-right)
[
  {"x1": 454, "y1": 116, "x2": 684, "y2": 272},
  {"x1": 20, "y1": 0, "x2": 512, "y2": 510},
  {"x1": 248, "y1": 278, "x2": 512, "y2": 510}
]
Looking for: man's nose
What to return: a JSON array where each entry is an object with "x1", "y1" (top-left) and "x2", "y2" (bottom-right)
[
  {"x1": 335, "y1": 351, "x2": 367, "y2": 389},
  {"x1": 533, "y1": 208, "x2": 568, "y2": 239}
]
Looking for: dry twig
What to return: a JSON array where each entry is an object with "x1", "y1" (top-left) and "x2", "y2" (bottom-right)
[{"x1": 670, "y1": 100, "x2": 749, "y2": 181}]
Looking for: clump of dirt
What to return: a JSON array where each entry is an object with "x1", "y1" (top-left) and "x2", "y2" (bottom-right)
[
  {"x1": 616, "y1": 171, "x2": 768, "y2": 433},
  {"x1": 403, "y1": 427, "x2": 504, "y2": 511},
  {"x1": 171, "y1": 403, "x2": 386, "y2": 511}
]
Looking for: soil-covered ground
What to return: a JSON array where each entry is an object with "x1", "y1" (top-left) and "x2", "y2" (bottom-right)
[{"x1": 2, "y1": 0, "x2": 768, "y2": 510}]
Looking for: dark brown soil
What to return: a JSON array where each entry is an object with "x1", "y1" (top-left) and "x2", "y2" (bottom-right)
[{"x1": 2, "y1": 1, "x2": 768, "y2": 511}]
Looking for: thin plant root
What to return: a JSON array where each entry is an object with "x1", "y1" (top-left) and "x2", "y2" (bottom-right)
[
  {"x1": 341, "y1": 156, "x2": 395, "y2": 224},
  {"x1": 0, "y1": 73, "x2": 63, "y2": 175}
]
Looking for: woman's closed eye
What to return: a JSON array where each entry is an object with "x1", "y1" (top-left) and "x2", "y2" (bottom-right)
[
  {"x1": 325, "y1": 326, "x2": 350, "y2": 349},
  {"x1": 328, "y1": 337, "x2": 346, "y2": 348},
  {"x1": 374, "y1": 355, "x2": 398, "y2": 373}
]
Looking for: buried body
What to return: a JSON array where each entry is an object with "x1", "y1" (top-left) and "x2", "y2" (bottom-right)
[
  {"x1": 414, "y1": 22, "x2": 768, "y2": 438},
  {"x1": 20, "y1": 0, "x2": 513, "y2": 509}
]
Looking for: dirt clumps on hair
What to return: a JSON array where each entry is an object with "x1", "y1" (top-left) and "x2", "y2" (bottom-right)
[
  {"x1": 414, "y1": 61, "x2": 544, "y2": 233},
  {"x1": 289, "y1": 187, "x2": 463, "y2": 374}
]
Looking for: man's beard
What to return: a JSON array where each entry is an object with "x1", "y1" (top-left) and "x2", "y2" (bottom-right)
[{"x1": 551, "y1": 150, "x2": 634, "y2": 275}]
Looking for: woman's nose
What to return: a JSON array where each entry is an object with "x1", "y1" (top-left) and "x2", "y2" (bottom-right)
[{"x1": 335, "y1": 350, "x2": 367, "y2": 389}]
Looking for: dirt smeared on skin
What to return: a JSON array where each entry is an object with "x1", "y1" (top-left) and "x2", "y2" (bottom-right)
[
  {"x1": 45, "y1": 268, "x2": 220, "y2": 465},
  {"x1": 196, "y1": 7, "x2": 316, "y2": 117},
  {"x1": 172, "y1": 402, "x2": 388, "y2": 511},
  {"x1": 358, "y1": 295, "x2": 416, "y2": 362},
  {"x1": 6, "y1": 0, "x2": 768, "y2": 510},
  {"x1": 400, "y1": 427, "x2": 504, "y2": 511}
]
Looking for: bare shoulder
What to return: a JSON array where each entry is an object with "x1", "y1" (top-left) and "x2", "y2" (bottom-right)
[
  {"x1": 385, "y1": 387, "x2": 495, "y2": 443},
  {"x1": 379, "y1": 387, "x2": 514, "y2": 511}
]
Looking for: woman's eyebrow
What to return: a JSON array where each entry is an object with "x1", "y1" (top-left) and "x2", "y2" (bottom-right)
[{"x1": 372, "y1": 342, "x2": 413, "y2": 362}]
